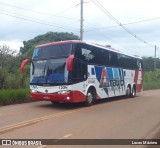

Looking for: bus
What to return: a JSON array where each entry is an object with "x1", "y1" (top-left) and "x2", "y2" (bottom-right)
[{"x1": 20, "y1": 40, "x2": 143, "y2": 106}]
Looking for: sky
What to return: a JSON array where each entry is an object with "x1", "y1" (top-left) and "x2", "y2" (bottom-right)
[{"x1": 0, "y1": 0, "x2": 160, "y2": 57}]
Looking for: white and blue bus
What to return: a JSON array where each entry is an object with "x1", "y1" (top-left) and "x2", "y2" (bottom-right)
[{"x1": 21, "y1": 40, "x2": 143, "y2": 106}]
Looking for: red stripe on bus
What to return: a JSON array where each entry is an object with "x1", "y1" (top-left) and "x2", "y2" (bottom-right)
[
  {"x1": 136, "y1": 84, "x2": 142, "y2": 92},
  {"x1": 134, "y1": 70, "x2": 139, "y2": 84}
]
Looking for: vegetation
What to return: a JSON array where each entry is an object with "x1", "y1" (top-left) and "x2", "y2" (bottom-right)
[
  {"x1": 0, "y1": 89, "x2": 30, "y2": 105},
  {"x1": 143, "y1": 56, "x2": 160, "y2": 71},
  {"x1": 144, "y1": 69, "x2": 160, "y2": 90},
  {"x1": 0, "y1": 31, "x2": 160, "y2": 105},
  {"x1": 0, "y1": 32, "x2": 79, "y2": 105}
]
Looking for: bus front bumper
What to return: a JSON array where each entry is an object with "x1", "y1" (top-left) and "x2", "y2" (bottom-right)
[{"x1": 30, "y1": 91, "x2": 85, "y2": 103}]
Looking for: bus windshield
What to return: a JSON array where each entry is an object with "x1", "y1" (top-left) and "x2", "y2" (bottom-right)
[
  {"x1": 31, "y1": 58, "x2": 69, "y2": 83},
  {"x1": 30, "y1": 43, "x2": 72, "y2": 84}
]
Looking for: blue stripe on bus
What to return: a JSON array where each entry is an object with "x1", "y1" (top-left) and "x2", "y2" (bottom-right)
[
  {"x1": 113, "y1": 68, "x2": 119, "y2": 78},
  {"x1": 94, "y1": 66, "x2": 103, "y2": 82},
  {"x1": 106, "y1": 67, "x2": 113, "y2": 80}
]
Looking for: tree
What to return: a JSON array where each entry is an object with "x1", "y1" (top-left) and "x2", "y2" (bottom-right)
[
  {"x1": 20, "y1": 32, "x2": 79, "y2": 55},
  {"x1": 0, "y1": 45, "x2": 15, "y2": 69},
  {"x1": 142, "y1": 57, "x2": 160, "y2": 71},
  {"x1": 0, "y1": 45, "x2": 24, "y2": 89}
]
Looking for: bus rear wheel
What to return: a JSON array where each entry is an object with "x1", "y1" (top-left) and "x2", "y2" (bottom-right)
[
  {"x1": 85, "y1": 89, "x2": 95, "y2": 106},
  {"x1": 131, "y1": 86, "x2": 136, "y2": 98},
  {"x1": 126, "y1": 85, "x2": 136, "y2": 98}
]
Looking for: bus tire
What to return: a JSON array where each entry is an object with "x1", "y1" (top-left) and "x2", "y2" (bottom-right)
[
  {"x1": 126, "y1": 85, "x2": 131, "y2": 98},
  {"x1": 85, "y1": 89, "x2": 95, "y2": 106},
  {"x1": 131, "y1": 85, "x2": 136, "y2": 98}
]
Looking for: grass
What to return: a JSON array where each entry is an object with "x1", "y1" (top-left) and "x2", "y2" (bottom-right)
[
  {"x1": 0, "y1": 89, "x2": 31, "y2": 105},
  {"x1": 144, "y1": 81, "x2": 160, "y2": 90},
  {"x1": 144, "y1": 69, "x2": 160, "y2": 90}
]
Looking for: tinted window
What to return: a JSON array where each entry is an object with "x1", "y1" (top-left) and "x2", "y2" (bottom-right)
[
  {"x1": 74, "y1": 43, "x2": 142, "y2": 70},
  {"x1": 74, "y1": 43, "x2": 96, "y2": 62},
  {"x1": 31, "y1": 58, "x2": 68, "y2": 83},
  {"x1": 72, "y1": 59, "x2": 87, "y2": 82},
  {"x1": 32, "y1": 44, "x2": 72, "y2": 59},
  {"x1": 95, "y1": 47, "x2": 109, "y2": 65},
  {"x1": 109, "y1": 51, "x2": 118, "y2": 67},
  {"x1": 118, "y1": 54, "x2": 142, "y2": 70},
  {"x1": 74, "y1": 43, "x2": 109, "y2": 66}
]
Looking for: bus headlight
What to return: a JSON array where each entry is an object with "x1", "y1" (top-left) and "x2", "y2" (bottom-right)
[
  {"x1": 57, "y1": 90, "x2": 71, "y2": 94},
  {"x1": 30, "y1": 89, "x2": 37, "y2": 93}
]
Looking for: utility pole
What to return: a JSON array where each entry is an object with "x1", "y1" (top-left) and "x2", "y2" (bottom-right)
[
  {"x1": 154, "y1": 45, "x2": 157, "y2": 70},
  {"x1": 80, "y1": 0, "x2": 83, "y2": 40}
]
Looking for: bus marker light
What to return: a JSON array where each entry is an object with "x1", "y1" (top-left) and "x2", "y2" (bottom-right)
[
  {"x1": 31, "y1": 89, "x2": 37, "y2": 93},
  {"x1": 67, "y1": 54, "x2": 74, "y2": 71},
  {"x1": 66, "y1": 97, "x2": 70, "y2": 100}
]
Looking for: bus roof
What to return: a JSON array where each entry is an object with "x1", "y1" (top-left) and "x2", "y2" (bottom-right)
[
  {"x1": 36, "y1": 40, "x2": 84, "y2": 48},
  {"x1": 36, "y1": 40, "x2": 142, "y2": 59}
]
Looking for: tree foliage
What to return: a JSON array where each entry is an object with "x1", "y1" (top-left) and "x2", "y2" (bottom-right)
[
  {"x1": 142, "y1": 57, "x2": 160, "y2": 71},
  {"x1": 20, "y1": 32, "x2": 79, "y2": 55}
]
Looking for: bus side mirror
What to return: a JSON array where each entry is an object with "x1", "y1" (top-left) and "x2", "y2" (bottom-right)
[
  {"x1": 67, "y1": 55, "x2": 74, "y2": 71},
  {"x1": 20, "y1": 59, "x2": 31, "y2": 73}
]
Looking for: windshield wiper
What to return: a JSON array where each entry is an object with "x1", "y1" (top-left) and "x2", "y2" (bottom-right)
[
  {"x1": 32, "y1": 57, "x2": 47, "y2": 61},
  {"x1": 42, "y1": 64, "x2": 47, "y2": 77},
  {"x1": 31, "y1": 61, "x2": 35, "y2": 75},
  {"x1": 48, "y1": 55, "x2": 68, "y2": 59}
]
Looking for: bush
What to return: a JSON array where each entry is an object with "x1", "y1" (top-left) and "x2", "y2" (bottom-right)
[
  {"x1": 0, "y1": 89, "x2": 31, "y2": 105},
  {"x1": 144, "y1": 69, "x2": 160, "y2": 90}
]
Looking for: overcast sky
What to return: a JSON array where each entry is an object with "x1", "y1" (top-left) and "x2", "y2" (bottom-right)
[{"x1": 0, "y1": 0, "x2": 160, "y2": 57}]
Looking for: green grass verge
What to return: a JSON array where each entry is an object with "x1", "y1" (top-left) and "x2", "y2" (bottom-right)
[
  {"x1": 0, "y1": 89, "x2": 31, "y2": 105},
  {"x1": 144, "y1": 81, "x2": 160, "y2": 90},
  {"x1": 144, "y1": 69, "x2": 160, "y2": 90}
]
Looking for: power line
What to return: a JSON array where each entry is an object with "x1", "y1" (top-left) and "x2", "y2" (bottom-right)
[
  {"x1": 83, "y1": 20, "x2": 142, "y2": 55},
  {"x1": 0, "y1": 11, "x2": 79, "y2": 31},
  {"x1": 0, "y1": 1, "x2": 83, "y2": 37},
  {"x1": 0, "y1": 8, "x2": 79, "y2": 29},
  {"x1": 85, "y1": 16, "x2": 160, "y2": 32},
  {"x1": 91, "y1": 0, "x2": 156, "y2": 48},
  {"x1": 0, "y1": 2, "x2": 79, "y2": 20}
]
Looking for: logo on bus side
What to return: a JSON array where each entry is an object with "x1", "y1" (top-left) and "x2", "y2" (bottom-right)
[
  {"x1": 82, "y1": 48, "x2": 95, "y2": 61},
  {"x1": 99, "y1": 68, "x2": 124, "y2": 88},
  {"x1": 95, "y1": 67, "x2": 125, "y2": 96}
]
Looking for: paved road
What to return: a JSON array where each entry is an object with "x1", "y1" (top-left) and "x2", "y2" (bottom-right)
[{"x1": 0, "y1": 90, "x2": 160, "y2": 148}]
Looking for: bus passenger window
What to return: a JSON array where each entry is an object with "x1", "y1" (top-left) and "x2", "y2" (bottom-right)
[
  {"x1": 109, "y1": 52, "x2": 118, "y2": 67},
  {"x1": 72, "y1": 59, "x2": 87, "y2": 82}
]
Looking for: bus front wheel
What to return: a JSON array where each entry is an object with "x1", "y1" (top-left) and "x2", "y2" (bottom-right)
[{"x1": 85, "y1": 89, "x2": 95, "y2": 106}]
